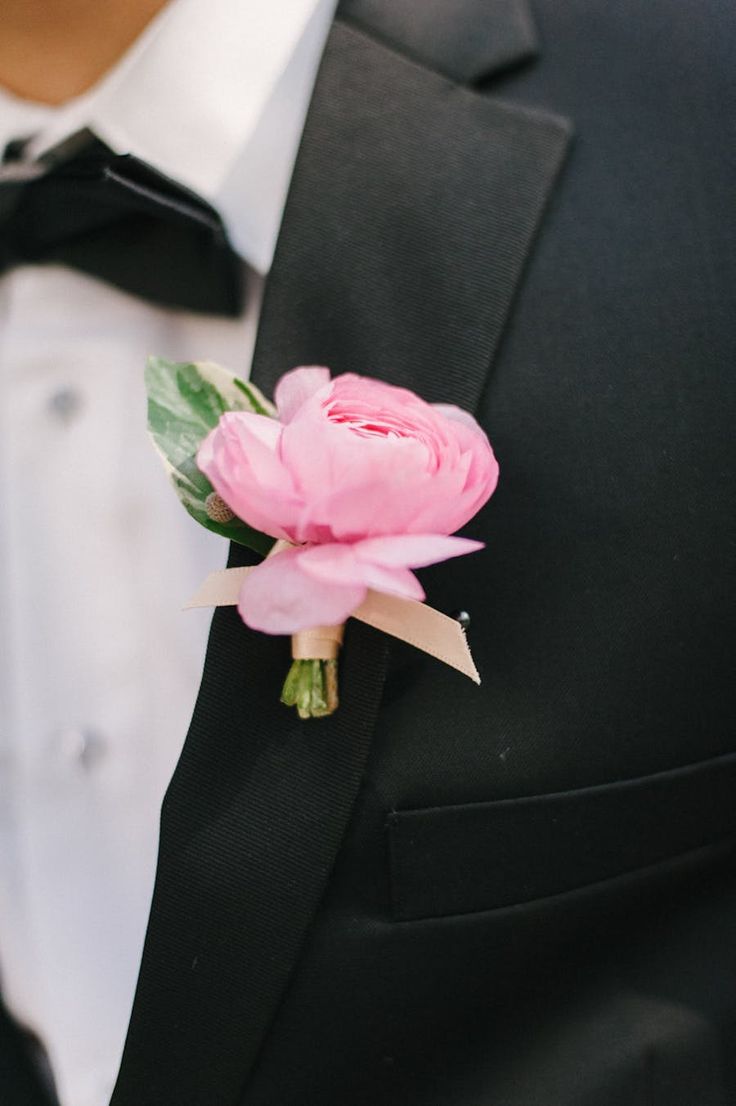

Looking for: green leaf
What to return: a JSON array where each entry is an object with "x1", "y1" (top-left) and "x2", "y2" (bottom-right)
[{"x1": 145, "y1": 356, "x2": 276, "y2": 554}]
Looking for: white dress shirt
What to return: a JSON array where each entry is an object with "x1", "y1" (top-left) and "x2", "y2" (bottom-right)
[{"x1": 0, "y1": 1, "x2": 336, "y2": 1103}]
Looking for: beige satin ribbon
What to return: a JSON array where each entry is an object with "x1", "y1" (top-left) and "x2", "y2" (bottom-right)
[
  {"x1": 186, "y1": 568, "x2": 480, "y2": 684},
  {"x1": 290, "y1": 624, "x2": 344, "y2": 661}
]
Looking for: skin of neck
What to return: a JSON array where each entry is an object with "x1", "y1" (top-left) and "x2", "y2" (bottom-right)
[{"x1": 0, "y1": 0, "x2": 171, "y2": 105}]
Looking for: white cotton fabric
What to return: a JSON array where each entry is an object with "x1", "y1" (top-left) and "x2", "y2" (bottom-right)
[{"x1": 0, "y1": 1, "x2": 336, "y2": 1103}]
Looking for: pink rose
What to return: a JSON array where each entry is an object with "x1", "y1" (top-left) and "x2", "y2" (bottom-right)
[{"x1": 197, "y1": 367, "x2": 499, "y2": 633}]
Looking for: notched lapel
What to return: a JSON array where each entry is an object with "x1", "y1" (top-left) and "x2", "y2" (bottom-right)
[
  {"x1": 253, "y1": 18, "x2": 571, "y2": 414},
  {"x1": 111, "y1": 17, "x2": 572, "y2": 1106},
  {"x1": 339, "y1": 0, "x2": 539, "y2": 84}
]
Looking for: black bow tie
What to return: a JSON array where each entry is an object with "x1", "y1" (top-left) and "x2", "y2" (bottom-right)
[{"x1": 0, "y1": 130, "x2": 245, "y2": 316}]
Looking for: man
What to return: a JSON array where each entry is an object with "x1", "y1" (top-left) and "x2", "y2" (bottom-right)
[{"x1": 1, "y1": 0, "x2": 734, "y2": 1104}]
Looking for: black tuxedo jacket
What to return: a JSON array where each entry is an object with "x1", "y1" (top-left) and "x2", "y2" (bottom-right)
[{"x1": 4, "y1": 0, "x2": 735, "y2": 1103}]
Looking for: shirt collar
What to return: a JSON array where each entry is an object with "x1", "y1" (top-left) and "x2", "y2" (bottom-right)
[{"x1": 0, "y1": 0, "x2": 337, "y2": 273}]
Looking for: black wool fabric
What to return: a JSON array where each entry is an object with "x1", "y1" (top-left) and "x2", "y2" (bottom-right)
[
  {"x1": 111, "y1": 13, "x2": 570, "y2": 1105},
  {"x1": 104, "y1": 0, "x2": 735, "y2": 1103}
]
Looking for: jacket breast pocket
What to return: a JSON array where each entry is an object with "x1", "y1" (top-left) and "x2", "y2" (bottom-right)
[{"x1": 387, "y1": 751, "x2": 736, "y2": 921}]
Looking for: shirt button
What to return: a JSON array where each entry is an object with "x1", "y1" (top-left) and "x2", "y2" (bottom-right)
[
  {"x1": 53, "y1": 726, "x2": 107, "y2": 770},
  {"x1": 47, "y1": 386, "x2": 83, "y2": 424}
]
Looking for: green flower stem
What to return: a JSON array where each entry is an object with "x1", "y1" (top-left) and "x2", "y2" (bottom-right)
[{"x1": 280, "y1": 659, "x2": 339, "y2": 719}]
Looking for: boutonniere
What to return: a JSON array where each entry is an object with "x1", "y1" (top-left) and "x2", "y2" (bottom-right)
[{"x1": 146, "y1": 359, "x2": 499, "y2": 718}]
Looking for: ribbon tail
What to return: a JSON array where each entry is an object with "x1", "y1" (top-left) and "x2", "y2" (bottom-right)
[
  {"x1": 184, "y1": 566, "x2": 254, "y2": 609},
  {"x1": 353, "y1": 590, "x2": 481, "y2": 684}
]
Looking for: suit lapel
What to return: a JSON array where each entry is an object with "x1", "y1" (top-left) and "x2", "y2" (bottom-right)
[
  {"x1": 339, "y1": 0, "x2": 539, "y2": 82},
  {"x1": 250, "y1": 13, "x2": 570, "y2": 414},
  {"x1": 111, "y1": 12, "x2": 571, "y2": 1106}
]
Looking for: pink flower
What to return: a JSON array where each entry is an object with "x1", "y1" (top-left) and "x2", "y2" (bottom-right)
[{"x1": 197, "y1": 367, "x2": 499, "y2": 632}]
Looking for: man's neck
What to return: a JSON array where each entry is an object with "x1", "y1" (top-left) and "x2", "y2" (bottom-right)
[{"x1": 0, "y1": 0, "x2": 171, "y2": 105}]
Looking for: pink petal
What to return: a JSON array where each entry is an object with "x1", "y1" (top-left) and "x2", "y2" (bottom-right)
[
  {"x1": 358, "y1": 564, "x2": 425, "y2": 601},
  {"x1": 292, "y1": 429, "x2": 497, "y2": 542},
  {"x1": 295, "y1": 543, "x2": 364, "y2": 585},
  {"x1": 274, "y1": 366, "x2": 332, "y2": 423},
  {"x1": 297, "y1": 544, "x2": 426, "y2": 601},
  {"x1": 237, "y1": 547, "x2": 365, "y2": 634},
  {"x1": 197, "y1": 412, "x2": 283, "y2": 490},
  {"x1": 432, "y1": 403, "x2": 487, "y2": 435},
  {"x1": 353, "y1": 533, "x2": 484, "y2": 569},
  {"x1": 197, "y1": 412, "x2": 303, "y2": 542}
]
